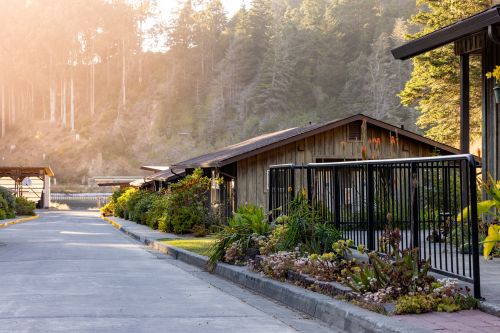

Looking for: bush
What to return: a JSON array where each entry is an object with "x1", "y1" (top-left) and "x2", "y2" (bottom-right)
[
  {"x1": 0, "y1": 186, "x2": 15, "y2": 218},
  {"x1": 15, "y1": 197, "x2": 36, "y2": 216},
  {"x1": 164, "y1": 168, "x2": 213, "y2": 234},
  {"x1": 115, "y1": 188, "x2": 139, "y2": 219},
  {"x1": 147, "y1": 195, "x2": 169, "y2": 230},
  {"x1": 100, "y1": 189, "x2": 124, "y2": 217},
  {"x1": 130, "y1": 192, "x2": 158, "y2": 224},
  {"x1": 0, "y1": 186, "x2": 15, "y2": 209},
  {"x1": 0, "y1": 208, "x2": 6, "y2": 220},
  {"x1": 100, "y1": 202, "x2": 114, "y2": 216}
]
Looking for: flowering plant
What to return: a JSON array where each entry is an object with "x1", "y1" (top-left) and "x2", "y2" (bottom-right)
[{"x1": 486, "y1": 65, "x2": 500, "y2": 83}]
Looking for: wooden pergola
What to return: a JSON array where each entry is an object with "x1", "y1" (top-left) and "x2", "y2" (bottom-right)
[
  {"x1": 0, "y1": 166, "x2": 54, "y2": 208},
  {"x1": 392, "y1": 5, "x2": 500, "y2": 180}
]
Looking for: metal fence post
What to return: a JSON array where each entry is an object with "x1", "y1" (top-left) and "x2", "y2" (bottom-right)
[
  {"x1": 410, "y1": 162, "x2": 419, "y2": 249},
  {"x1": 468, "y1": 156, "x2": 481, "y2": 299},
  {"x1": 268, "y1": 168, "x2": 274, "y2": 220},
  {"x1": 334, "y1": 166, "x2": 341, "y2": 231},
  {"x1": 306, "y1": 167, "x2": 313, "y2": 203},
  {"x1": 366, "y1": 164, "x2": 375, "y2": 251}
]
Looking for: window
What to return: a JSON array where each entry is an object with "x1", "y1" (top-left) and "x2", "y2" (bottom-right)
[{"x1": 348, "y1": 122, "x2": 362, "y2": 141}]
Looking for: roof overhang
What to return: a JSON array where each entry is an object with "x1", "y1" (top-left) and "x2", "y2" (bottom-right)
[
  {"x1": 392, "y1": 6, "x2": 500, "y2": 60},
  {"x1": 140, "y1": 166, "x2": 170, "y2": 172},
  {"x1": 97, "y1": 182, "x2": 132, "y2": 187},
  {"x1": 147, "y1": 169, "x2": 186, "y2": 182},
  {"x1": 0, "y1": 166, "x2": 55, "y2": 178}
]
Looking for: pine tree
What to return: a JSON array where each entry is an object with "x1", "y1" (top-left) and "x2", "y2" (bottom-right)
[{"x1": 400, "y1": 0, "x2": 489, "y2": 147}]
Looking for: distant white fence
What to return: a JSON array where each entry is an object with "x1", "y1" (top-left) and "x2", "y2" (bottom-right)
[{"x1": 51, "y1": 193, "x2": 112, "y2": 202}]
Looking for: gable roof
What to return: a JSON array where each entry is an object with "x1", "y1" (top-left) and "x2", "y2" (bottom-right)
[
  {"x1": 392, "y1": 6, "x2": 500, "y2": 60},
  {"x1": 172, "y1": 114, "x2": 462, "y2": 169}
]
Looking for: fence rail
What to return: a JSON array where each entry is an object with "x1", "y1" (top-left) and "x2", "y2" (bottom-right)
[
  {"x1": 51, "y1": 193, "x2": 112, "y2": 202},
  {"x1": 269, "y1": 154, "x2": 481, "y2": 298}
]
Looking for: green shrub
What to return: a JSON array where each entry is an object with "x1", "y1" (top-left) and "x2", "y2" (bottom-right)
[
  {"x1": 0, "y1": 208, "x2": 6, "y2": 220},
  {"x1": 0, "y1": 186, "x2": 15, "y2": 209},
  {"x1": 158, "y1": 214, "x2": 169, "y2": 232},
  {"x1": 164, "y1": 168, "x2": 213, "y2": 234},
  {"x1": 115, "y1": 188, "x2": 139, "y2": 219},
  {"x1": 130, "y1": 192, "x2": 158, "y2": 224},
  {"x1": 15, "y1": 197, "x2": 36, "y2": 216},
  {"x1": 100, "y1": 189, "x2": 124, "y2": 216},
  {"x1": 0, "y1": 186, "x2": 15, "y2": 217},
  {"x1": 100, "y1": 202, "x2": 114, "y2": 216},
  {"x1": 147, "y1": 195, "x2": 169, "y2": 230}
]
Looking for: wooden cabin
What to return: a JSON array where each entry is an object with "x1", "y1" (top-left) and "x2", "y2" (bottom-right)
[{"x1": 172, "y1": 114, "x2": 461, "y2": 213}]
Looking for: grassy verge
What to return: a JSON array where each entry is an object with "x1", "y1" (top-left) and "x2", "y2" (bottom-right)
[{"x1": 159, "y1": 237, "x2": 216, "y2": 256}]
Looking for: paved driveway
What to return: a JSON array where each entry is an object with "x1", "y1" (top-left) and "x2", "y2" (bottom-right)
[{"x1": 0, "y1": 210, "x2": 337, "y2": 333}]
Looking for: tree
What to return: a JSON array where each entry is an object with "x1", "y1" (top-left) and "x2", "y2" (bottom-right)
[{"x1": 400, "y1": 0, "x2": 489, "y2": 147}]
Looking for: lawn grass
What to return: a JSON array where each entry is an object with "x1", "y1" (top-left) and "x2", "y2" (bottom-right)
[{"x1": 160, "y1": 237, "x2": 216, "y2": 256}]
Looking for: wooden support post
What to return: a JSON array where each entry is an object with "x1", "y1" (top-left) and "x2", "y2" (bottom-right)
[
  {"x1": 460, "y1": 53, "x2": 470, "y2": 154},
  {"x1": 43, "y1": 174, "x2": 51, "y2": 209}
]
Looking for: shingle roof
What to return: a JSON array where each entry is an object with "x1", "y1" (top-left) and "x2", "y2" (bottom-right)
[
  {"x1": 172, "y1": 114, "x2": 462, "y2": 169},
  {"x1": 146, "y1": 168, "x2": 185, "y2": 182}
]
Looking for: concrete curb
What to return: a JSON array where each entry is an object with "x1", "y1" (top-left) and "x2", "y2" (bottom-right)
[
  {"x1": 0, "y1": 215, "x2": 39, "y2": 229},
  {"x1": 479, "y1": 301, "x2": 500, "y2": 318},
  {"x1": 101, "y1": 216, "x2": 432, "y2": 333}
]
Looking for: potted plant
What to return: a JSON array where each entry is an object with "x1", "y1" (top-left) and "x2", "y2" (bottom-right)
[{"x1": 486, "y1": 65, "x2": 500, "y2": 103}]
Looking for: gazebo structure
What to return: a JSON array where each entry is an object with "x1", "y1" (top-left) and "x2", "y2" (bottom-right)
[
  {"x1": 392, "y1": 5, "x2": 500, "y2": 180},
  {"x1": 0, "y1": 166, "x2": 54, "y2": 208}
]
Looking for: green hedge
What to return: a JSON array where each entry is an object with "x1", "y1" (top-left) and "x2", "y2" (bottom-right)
[
  {"x1": 104, "y1": 168, "x2": 220, "y2": 234},
  {"x1": 0, "y1": 186, "x2": 16, "y2": 219},
  {"x1": 15, "y1": 197, "x2": 36, "y2": 216}
]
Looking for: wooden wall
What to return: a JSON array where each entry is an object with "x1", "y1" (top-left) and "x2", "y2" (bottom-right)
[{"x1": 236, "y1": 123, "x2": 447, "y2": 210}]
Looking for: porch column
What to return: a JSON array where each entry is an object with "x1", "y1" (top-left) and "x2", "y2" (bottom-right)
[
  {"x1": 43, "y1": 174, "x2": 51, "y2": 209},
  {"x1": 460, "y1": 53, "x2": 470, "y2": 154}
]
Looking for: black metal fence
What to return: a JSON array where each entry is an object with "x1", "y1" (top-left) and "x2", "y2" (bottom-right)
[{"x1": 268, "y1": 155, "x2": 481, "y2": 298}]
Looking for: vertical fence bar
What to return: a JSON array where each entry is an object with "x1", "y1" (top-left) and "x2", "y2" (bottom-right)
[
  {"x1": 306, "y1": 167, "x2": 313, "y2": 203},
  {"x1": 468, "y1": 156, "x2": 481, "y2": 299},
  {"x1": 410, "y1": 162, "x2": 419, "y2": 249},
  {"x1": 268, "y1": 168, "x2": 274, "y2": 220},
  {"x1": 366, "y1": 164, "x2": 375, "y2": 251}
]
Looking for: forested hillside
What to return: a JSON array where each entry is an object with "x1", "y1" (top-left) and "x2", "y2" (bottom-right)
[{"x1": 0, "y1": 0, "x2": 419, "y2": 183}]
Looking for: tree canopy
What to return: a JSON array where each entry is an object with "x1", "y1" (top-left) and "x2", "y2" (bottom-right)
[
  {"x1": 400, "y1": 0, "x2": 490, "y2": 148},
  {"x1": 0, "y1": 0, "x2": 424, "y2": 182}
]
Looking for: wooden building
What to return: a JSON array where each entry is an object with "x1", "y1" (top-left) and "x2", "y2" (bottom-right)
[
  {"x1": 0, "y1": 166, "x2": 54, "y2": 208},
  {"x1": 172, "y1": 114, "x2": 461, "y2": 212},
  {"x1": 392, "y1": 4, "x2": 500, "y2": 181}
]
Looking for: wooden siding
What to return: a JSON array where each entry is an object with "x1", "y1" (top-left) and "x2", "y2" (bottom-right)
[{"x1": 236, "y1": 124, "x2": 443, "y2": 210}]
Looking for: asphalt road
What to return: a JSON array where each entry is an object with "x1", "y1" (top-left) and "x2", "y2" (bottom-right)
[{"x1": 0, "y1": 210, "x2": 338, "y2": 333}]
